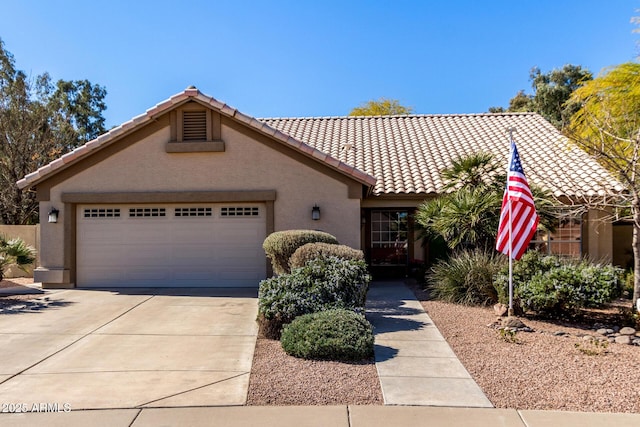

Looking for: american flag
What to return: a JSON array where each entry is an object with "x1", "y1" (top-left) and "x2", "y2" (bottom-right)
[{"x1": 496, "y1": 141, "x2": 539, "y2": 260}]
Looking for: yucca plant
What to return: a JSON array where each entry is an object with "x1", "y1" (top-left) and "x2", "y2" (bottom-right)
[{"x1": 0, "y1": 234, "x2": 36, "y2": 281}]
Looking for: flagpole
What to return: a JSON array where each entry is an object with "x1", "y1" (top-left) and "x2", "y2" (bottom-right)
[{"x1": 507, "y1": 128, "x2": 515, "y2": 317}]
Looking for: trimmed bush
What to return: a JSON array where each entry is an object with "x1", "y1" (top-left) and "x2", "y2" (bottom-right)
[
  {"x1": 427, "y1": 249, "x2": 505, "y2": 306},
  {"x1": 280, "y1": 309, "x2": 374, "y2": 360},
  {"x1": 494, "y1": 252, "x2": 623, "y2": 317},
  {"x1": 258, "y1": 256, "x2": 371, "y2": 338},
  {"x1": 262, "y1": 230, "x2": 339, "y2": 275},
  {"x1": 519, "y1": 263, "x2": 622, "y2": 316},
  {"x1": 289, "y1": 242, "x2": 364, "y2": 270},
  {"x1": 494, "y1": 251, "x2": 561, "y2": 310}
]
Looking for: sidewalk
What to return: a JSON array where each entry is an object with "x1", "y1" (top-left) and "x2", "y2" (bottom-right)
[
  {"x1": 2, "y1": 405, "x2": 640, "y2": 426},
  {"x1": 366, "y1": 281, "x2": 492, "y2": 407}
]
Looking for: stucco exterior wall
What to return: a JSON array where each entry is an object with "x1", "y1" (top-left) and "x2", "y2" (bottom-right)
[
  {"x1": 584, "y1": 209, "x2": 613, "y2": 263},
  {"x1": 37, "y1": 118, "x2": 361, "y2": 285}
]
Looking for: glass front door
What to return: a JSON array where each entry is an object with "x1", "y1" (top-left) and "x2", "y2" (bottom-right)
[{"x1": 370, "y1": 210, "x2": 409, "y2": 266}]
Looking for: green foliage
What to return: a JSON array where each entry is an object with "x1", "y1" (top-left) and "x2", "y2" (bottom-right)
[
  {"x1": 495, "y1": 252, "x2": 623, "y2": 317},
  {"x1": 280, "y1": 309, "x2": 374, "y2": 360},
  {"x1": 349, "y1": 97, "x2": 413, "y2": 116},
  {"x1": 489, "y1": 64, "x2": 592, "y2": 130},
  {"x1": 262, "y1": 230, "x2": 339, "y2": 275},
  {"x1": 567, "y1": 62, "x2": 640, "y2": 307},
  {"x1": 289, "y1": 242, "x2": 364, "y2": 270},
  {"x1": 416, "y1": 152, "x2": 557, "y2": 252},
  {"x1": 575, "y1": 339, "x2": 608, "y2": 356},
  {"x1": 427, "y1": 249, "x2": 505, "y2": 306},
  {"x1": 0, "y1": 38, "x2": 107, "y2": 224},
  {"x1": 497, "y1": 328, "x2": 520, "y2": 344},
  {"x1": 257, "y1": 257, "x2": 371, "y2": 338},
  {"x1": 0, "y1": 234, "x2": 36, "y2": 281},
  {"x1": 494, "y1": 251, "x2": 561, "y2": 307}
]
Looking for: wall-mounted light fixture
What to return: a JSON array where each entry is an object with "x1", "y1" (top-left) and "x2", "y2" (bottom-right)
[
  {"x1": 311, "y1": 204, "x2": 321, "y2": 221},
  {"x1": 48, "y1": 207, "x2": 59, "y2": 223}
]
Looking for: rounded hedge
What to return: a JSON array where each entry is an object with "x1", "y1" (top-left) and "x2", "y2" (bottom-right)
[
  {"x1": 258, "y1": 256, "x2": 371, "y2": 338},
  {"x1": 289, "y1": 242, "x2": 364, "y2": 270},
  {"x1": 280, "y1": 309, "x2": 374, "y2": 361},
  {"x1": 262, "y1": 230, "x2": 339, "y2": 275}
]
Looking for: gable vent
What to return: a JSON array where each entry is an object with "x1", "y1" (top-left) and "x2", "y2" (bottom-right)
[{"x1": 182, "y1": 110, "x2": 207, "y2": 141}]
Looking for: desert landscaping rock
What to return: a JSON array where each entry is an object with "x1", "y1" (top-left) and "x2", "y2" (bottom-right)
[
  {"x1": 619, "y1": 327, "x2": 636, "y2": 336},
  {"x1": 615, "y1": 335, "x2": 632, "y2": 345}
]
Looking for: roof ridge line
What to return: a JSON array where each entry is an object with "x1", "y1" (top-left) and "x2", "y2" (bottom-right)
[{"x1": 259, "y1": 112, "x2": 541, "y2": 120}]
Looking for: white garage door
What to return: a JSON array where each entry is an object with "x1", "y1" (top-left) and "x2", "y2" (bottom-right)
[{"x1": 76, "y1": 204, "x2": 266, "y2": 287}]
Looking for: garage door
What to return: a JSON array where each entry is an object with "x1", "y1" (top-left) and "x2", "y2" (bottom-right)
[{"x1": 76, "y1": 204, "x2": 266, "y2": 287}]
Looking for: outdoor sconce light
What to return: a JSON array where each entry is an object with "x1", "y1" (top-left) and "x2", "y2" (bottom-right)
[
  {"x1": 48, "y1": 207, "x2": 59, "y2": 223},
  {"x1": 311, "y1": 204, "x2": 321, "y2": 221}
]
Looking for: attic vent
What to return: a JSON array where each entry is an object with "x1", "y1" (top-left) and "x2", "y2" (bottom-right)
[{"x1": 182, "y1": 110, "x2": 207, "y2": 141}]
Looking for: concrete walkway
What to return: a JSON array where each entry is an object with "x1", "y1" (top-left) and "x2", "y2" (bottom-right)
[
  {"x1": 366, "y1": 281, "x2": 492, "y2": 407},
  {"x1": 2, "y1": 405, "x2": 640, "y2": 426}
]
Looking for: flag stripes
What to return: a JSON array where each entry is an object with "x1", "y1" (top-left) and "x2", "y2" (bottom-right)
[{"x1": 496, "y1": 141, "x2": 539, "y2": 260}]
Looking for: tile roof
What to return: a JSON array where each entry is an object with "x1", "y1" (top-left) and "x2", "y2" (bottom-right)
[
  {"x1": 261, "y1": 113, "x2": 624, "y2": 198},
  {"x1": 16, "y1": 88, "x2": 376, "y2": 190}
]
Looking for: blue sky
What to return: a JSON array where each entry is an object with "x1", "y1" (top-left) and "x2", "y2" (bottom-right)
[{"x1": 2, "y1": 1, "x2": 638, "y2": 127}]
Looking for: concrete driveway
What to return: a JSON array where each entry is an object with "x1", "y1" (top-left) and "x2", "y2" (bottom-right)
[{"x1": 0, "y1": 288, "x2": 258, "y2": 410}]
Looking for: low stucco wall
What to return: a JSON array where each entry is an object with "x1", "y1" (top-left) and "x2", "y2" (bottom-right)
[{"x1": 0, "y1": 224, "x2": 39, "y2": 278}]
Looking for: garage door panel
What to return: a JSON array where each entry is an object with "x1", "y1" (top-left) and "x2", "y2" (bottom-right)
[
  {"x1": 77, "y1": 204, "x2": 266, "y2": 287},
  {"x1": 124, "y1": 268, "x2": 172, "y2": 282}
]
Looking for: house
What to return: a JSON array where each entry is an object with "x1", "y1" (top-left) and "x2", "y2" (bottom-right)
[{"x1": 17, "y1": 87, "x2": 625, "y2": 288}]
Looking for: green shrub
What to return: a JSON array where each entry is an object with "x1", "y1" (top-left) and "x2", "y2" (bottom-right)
[
  {"x1": 280, "y1": 309, "x2": 374, "y2": 360},
  {"x1": 494, "y1": 251, "x2": 561, "y2": 309},
  {"x1": 427, "y1": 249, "x2": 505, "y2": 306},
  {"x1": 258, "y1": 257, "x2": 371, "y2": 338},
  {"x1": 262, "y1": 230, "x2": 339, "y2": 275},
  {"x1": 289, "y1": 242, "x2": 364, "y2": 270},
  {"x1": 494, "y1": 252, "x2": 623, "y2": 317},
  {"x1": 0, "y1": 235, "x2": 36, "y2": 281},
  {"x1": 518, "y1": 263, "x2": 622, "y2": 316}
]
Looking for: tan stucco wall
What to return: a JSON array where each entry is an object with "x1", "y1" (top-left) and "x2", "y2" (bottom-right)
[
  {"x1": 37, "y1": 120, "x2": 361, "y2": 285},
  {"x1": 583, "y1": 209, "x2": 613, "y2": 263},
  {"x1": 612, "y1": 223, "x2": 633, "y2": 268}
]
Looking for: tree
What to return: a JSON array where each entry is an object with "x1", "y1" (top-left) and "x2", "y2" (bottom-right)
[
  {"x1": 0, "y1": 38, "x2": 107, "y2": 224},
  {"x1": 489, "y1": 65, "x2": 592, "y2": 130},
  {"x1": 567, "y1": 62, "x2": 640, "y2": 308},
  {"x1": 349, "y1": 98, "x2": 413, "y2": 116},
  {"x1": 416, "y1": 152, "x2": 556, "y2": 252}
]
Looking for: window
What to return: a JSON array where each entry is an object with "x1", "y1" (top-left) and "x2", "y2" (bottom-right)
[
  {"x1": 529, "y1": 211, "x2": 582, "y2": 257},
  {"x1": 370, "y1": 210, "x2": 408, "y2": 266},
  {"x1": 175, "y1": 207, "x2": 212, "y2": 217},
  {"x1": 221, "y1": 206, "x2": 260, "y2": 217},
  {"x1": 83, "y1": 208, "x2": 120, "y2": 218},
  {"x1": 129, "y1": 208, "x2": 166, "y2": 218}
]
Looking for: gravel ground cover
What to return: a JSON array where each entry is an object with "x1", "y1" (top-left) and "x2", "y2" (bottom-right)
[
  {"x1": 246, "y1": 338, "x2": 383, "y2": 405},
  {"x1": 411, "y1": 283, "x2": 640, "y2": 413}
]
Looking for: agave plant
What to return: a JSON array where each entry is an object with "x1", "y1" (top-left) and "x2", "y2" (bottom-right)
[{"x1": 0, "y1": 235, "x2": 36, "y2": 281}]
